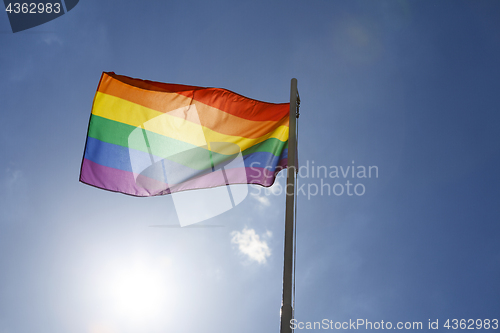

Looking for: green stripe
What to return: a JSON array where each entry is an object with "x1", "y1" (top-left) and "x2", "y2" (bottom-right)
[
  {"x1": 89, "y1": 115, "x2": 214, "y2": 170},
  {"x1": 88, "y1": 115, "x2": 286, "y2": 157},
  {"x1": 88, "y1": 114, "x2": 193, "y2": 156},
  {"x1": 242, "y1": 137, "x2": 287, "y2": 156}
]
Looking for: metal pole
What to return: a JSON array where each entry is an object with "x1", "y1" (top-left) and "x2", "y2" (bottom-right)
[{"x1": 280, "y1": 78, "x2": 298, "y2": 333}]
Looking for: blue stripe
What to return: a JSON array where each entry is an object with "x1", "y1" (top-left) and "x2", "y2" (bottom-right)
[
  {"x1": 85, "y1": 137, "x2": 288, "y2": 182},
  {"x1": 85, "y1": 137, "x2": 134, "y2": 172}
]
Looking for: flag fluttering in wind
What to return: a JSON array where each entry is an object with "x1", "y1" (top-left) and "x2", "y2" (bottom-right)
[{"x1": 80, "y1": 72, "x2": 289, "y2": 197}]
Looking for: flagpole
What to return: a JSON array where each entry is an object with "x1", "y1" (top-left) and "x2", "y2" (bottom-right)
[{"x1": 280, "y1": 78, "x2": 298, "y2": 333}]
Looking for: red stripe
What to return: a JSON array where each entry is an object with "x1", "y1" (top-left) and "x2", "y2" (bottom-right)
[{"x1": 102, "y1": 72, "x2": 290, "y2": 122}]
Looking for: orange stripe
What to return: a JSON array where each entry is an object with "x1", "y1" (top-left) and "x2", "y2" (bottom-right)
[
  {"x1": 101, "y1": 72, "x2": 290, "y2": 122},
  {"x1": 97, "y1": 73, "x2": 289, "y2": 139}
]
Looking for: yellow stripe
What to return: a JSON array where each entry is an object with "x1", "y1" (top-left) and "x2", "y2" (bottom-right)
[{"x1": 91, "y1": 92, "x2": 289, "y2": 153}]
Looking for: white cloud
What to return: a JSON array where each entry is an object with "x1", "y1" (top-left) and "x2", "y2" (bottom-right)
[
  {"x1": 40, "y1": 34, "x2": 63, "y2": 46},
  {"x1": 254, "y1": 195, "x2": 270, "y2": 207},
  {"x1": 230, "y1": 227, "x2": 271, "y2": 264},
  {"x1": 5, "y1": 168, "x2": 23, "y2": 188}
]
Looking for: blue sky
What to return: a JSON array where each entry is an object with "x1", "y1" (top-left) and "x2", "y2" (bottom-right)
[{"x1": 1, "y1": 1, "x2": 499, "y2": 332}]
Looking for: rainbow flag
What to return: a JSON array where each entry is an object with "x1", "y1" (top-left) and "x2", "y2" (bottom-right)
[{"x1": 80, "y1": 72, "x2": 289, "y2": 196}]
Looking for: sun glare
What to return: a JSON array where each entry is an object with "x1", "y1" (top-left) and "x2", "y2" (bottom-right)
[
  {"x1": 112, "y1": 268, "x2": 165, "y2": 319},
  {"x1": 100, "y1": 259, "x2": 172, "y2": 324}
]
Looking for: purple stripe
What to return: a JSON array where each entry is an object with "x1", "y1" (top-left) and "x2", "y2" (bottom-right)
[
  {"x1": 80, "y1": 158, "x2": 287, "y2": 197},
  {"x1": 80, "y1": 158, "x2": 164, "y2": 196}
]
